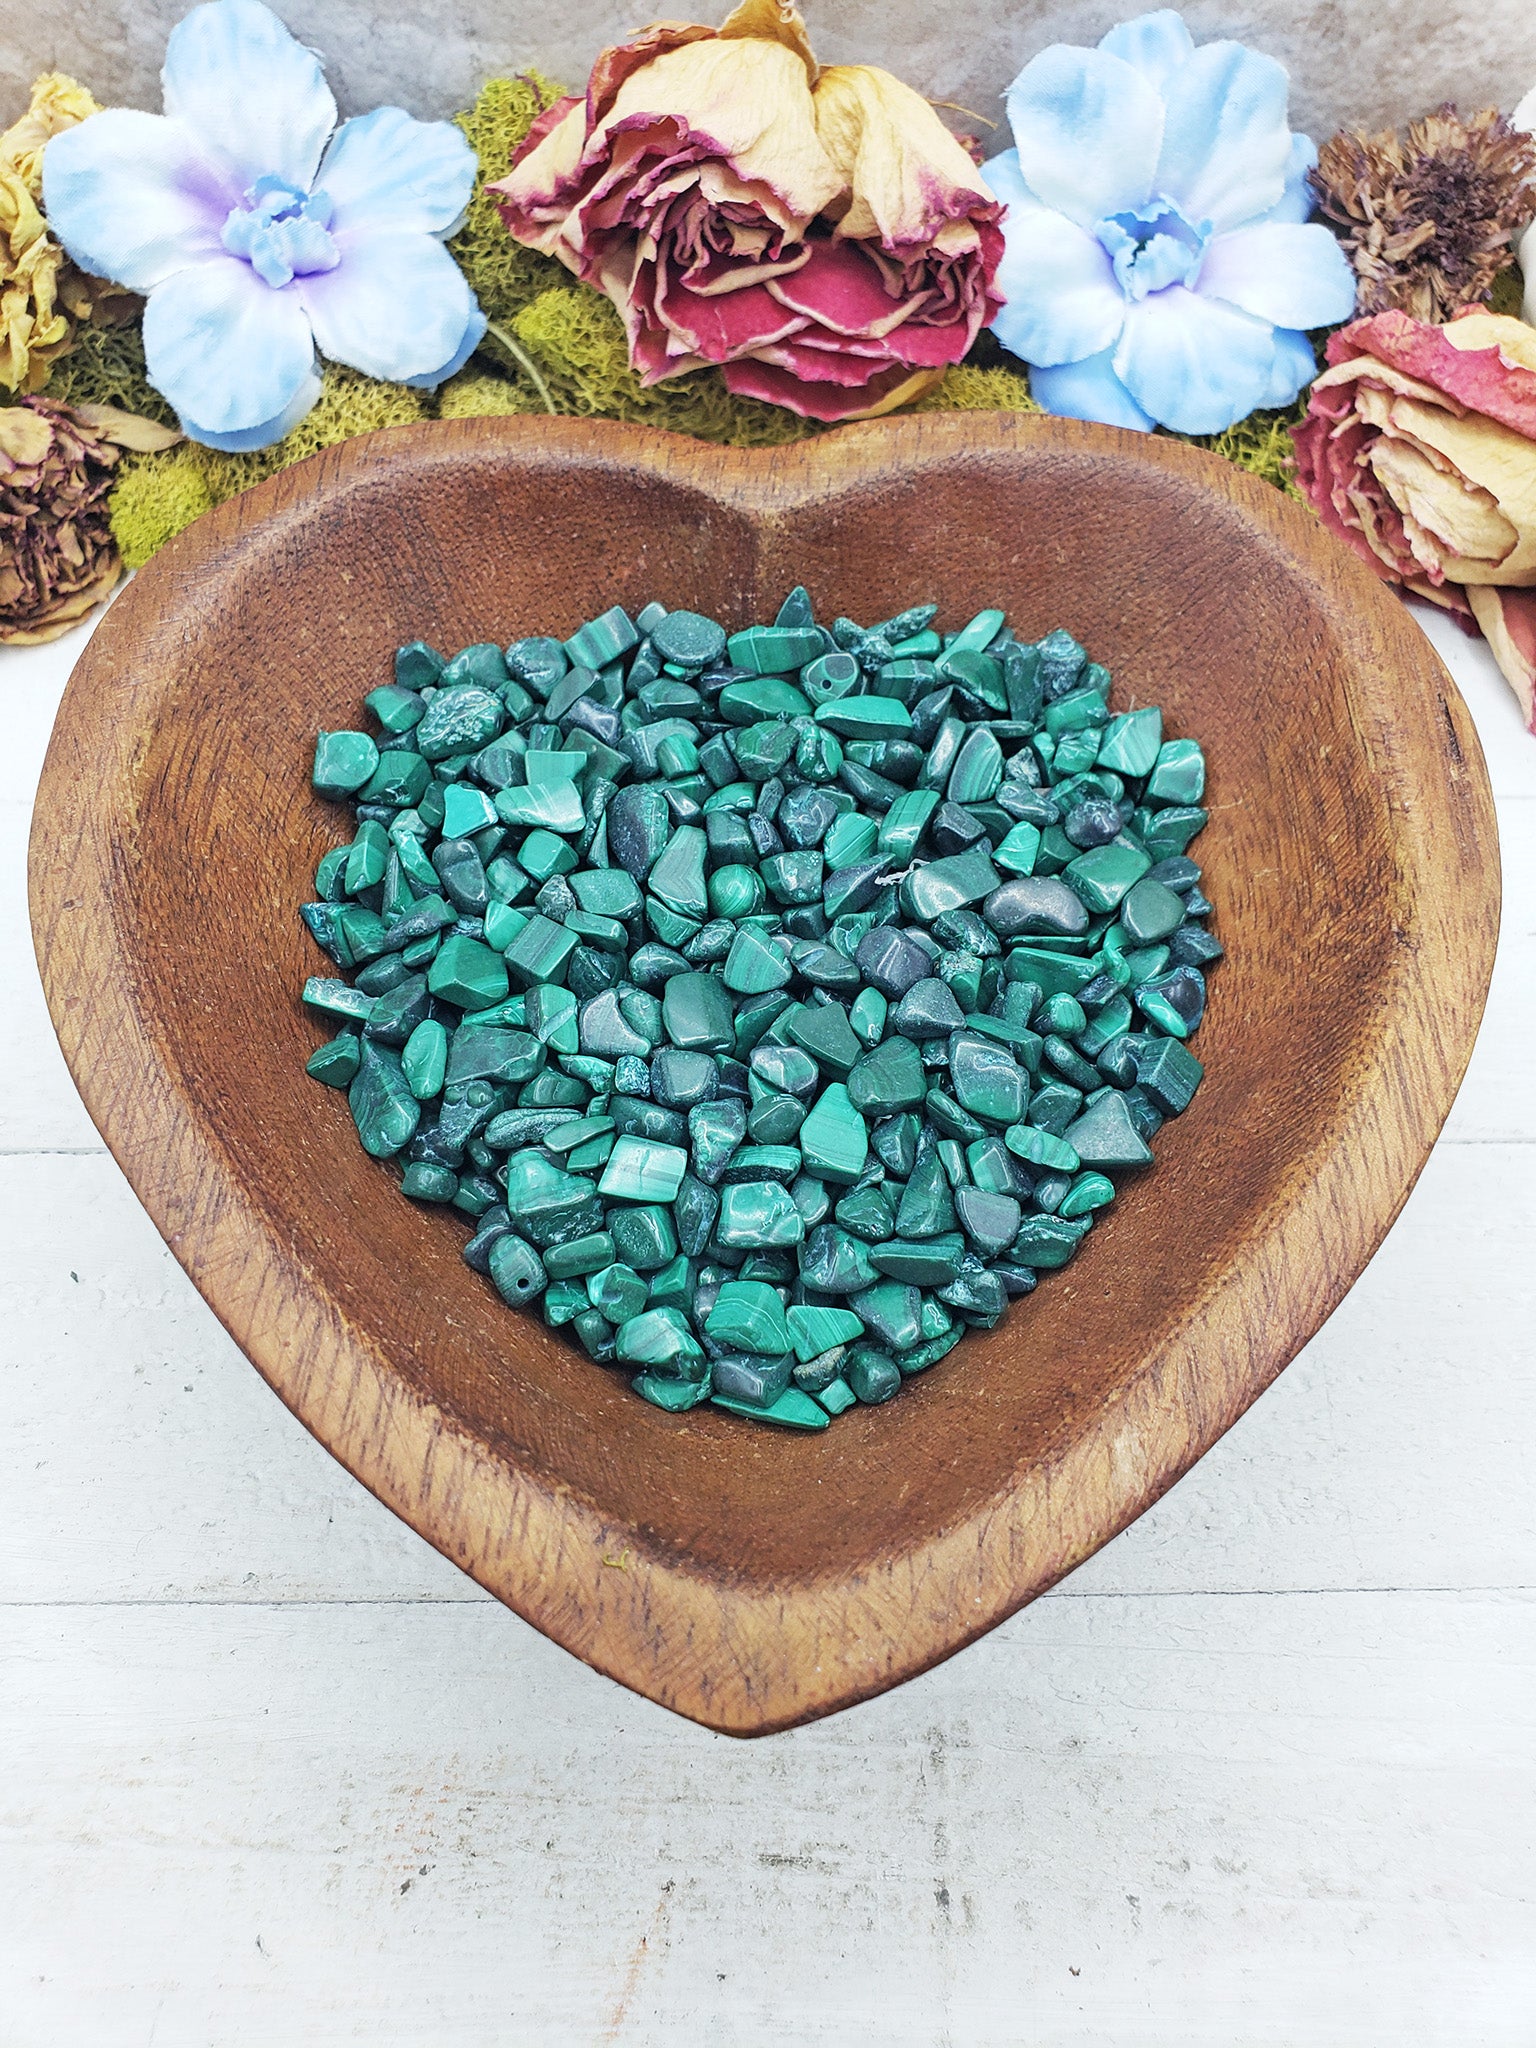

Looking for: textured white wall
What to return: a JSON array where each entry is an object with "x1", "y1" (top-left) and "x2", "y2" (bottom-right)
[{"x1": 5, "y1": 1, "x2": 1535, "y2": 147}]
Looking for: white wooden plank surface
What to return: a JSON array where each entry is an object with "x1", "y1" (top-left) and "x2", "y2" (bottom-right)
[{"x1": 2, "y1": 594, "x2": 1532, "y2": 2045}]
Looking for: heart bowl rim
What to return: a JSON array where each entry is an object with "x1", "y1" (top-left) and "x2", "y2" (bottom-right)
[{"x1": 29, "y1": 411, "x2": 1499, "y2": 1733}]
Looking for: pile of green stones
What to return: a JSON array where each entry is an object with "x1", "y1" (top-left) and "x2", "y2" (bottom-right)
[{"x1": 300, "y1": 589, "x2": 1218, "y2": 1431}]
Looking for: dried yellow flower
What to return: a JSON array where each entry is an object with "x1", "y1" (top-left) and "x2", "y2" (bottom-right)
[
  {"x1": 0, "y1": 164, "x2": 73, "y2": 391},
  {"x1": 0, "y1": 71, "x2": 102, "y2": 201},
  {"x1": 0, "y1": 72, "x2": 134, "y2": 395}
]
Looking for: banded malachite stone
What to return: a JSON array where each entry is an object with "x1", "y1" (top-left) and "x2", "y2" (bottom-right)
[{"x1": 301, "y1": 592, "x2": 1221, "y2": 1432}]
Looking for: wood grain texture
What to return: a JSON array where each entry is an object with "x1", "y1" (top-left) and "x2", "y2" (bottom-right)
[{"x1": 26, "y1": 412, "x2": 1500, "y2": 1734}]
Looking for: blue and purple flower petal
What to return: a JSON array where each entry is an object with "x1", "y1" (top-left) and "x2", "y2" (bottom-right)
[
  {"x1": 42, "y1": 0, "x2": 485, "y2": 450},
  {"x1": 987, "y1": 7, "x2": 1357, "y2": 434}
]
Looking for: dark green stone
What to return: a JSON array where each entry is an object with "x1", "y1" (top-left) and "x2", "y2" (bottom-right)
[
  {"x1": 358, "y1": 750, "x2": 430, "y2": 808},
  {"x1": 1064, "y1": 841, "x2": 1151, "y2": 914},
  {"x1": 347, "y1": 1042, "x2": 420, "y2": 1158},
  {"x1": 726, "y1": 624, "x2": 824, "y2": 675},
  {"x1": 674, "y1": 1174, "x2": 720, "y2": 1255},
  {"x1": 1145, "y1": 738, "x2": 1206, "y2": 805},
  {"x1": 949, "y1": 1032, "x2": 1028, "y2": 1125},
  {"x1": 1120, "y1": 876, "x2": 1187, "y2": 947},
  {"x1": 490, "y1": 1234, "x2": 548, "y2": 1304},
  {"x1": 825, "y1": 811, "x2": 879, "y2": 867},
  {"x1": 615, "y1": 1306, "x2": 703, "y2": 1372},
  {"x1": 1043, "y1": 1034, "x2": 1103, "y2": 1094},
  {"x1": 985, "y1": 877, "x2": 1089, "y2": 940},
  {"x1": 306, "y1": 1033, "x2": 361, "y2": 1088},
  {"x1": 650, "y1": 609, "x2": 726, "y2": 669},
  {"x1": 900, "y1": 847, "x2": 999, "y2": 922},
  {"x1": 894, "y1": 1144, "x2": 957, "y2": 1237},
  {"x1": 588, "y1": 1262, "x2": 649, "y2": 1323},
  {"x1": 711, "y1": 1386, "x2": 829, "y2": 1430},
  {"x1": 1011, "y1": 1214, "x2": 1091, "y2": 1268},
  {"x1": 1058, "y1": 1172, "x2": 1115, "y2": 1219},
  {"x1": 662, "y1": 972, "x2": 735, "y2": 1052},
  {"x1": 954, "y1": 1184, "x2": 1022, "y2": 1255},
  {"x1": 850, "y1": 1281, "x2": 923, "y2": 1351},
  {"x1": 394, "y1": 640, "x2": 444, "y2": 690},
  {"x1": 1133, "y1": 1037, "x2": 1204, "y2": 1115},
  {"x1": 947, "y1": 727, "x2": 1004, "y2": 804},
  {"x1": 415, "y1": 687, "x2": 504, "y2": 763},
  {"x1": 500, "y1": 915, "x2": 578, "y2": 991},
  {"x1": 845, "y1": 1345, "x2": 901, "y2": 1404},
  {"x1": 705, "y1": 1280, "x2": 790, "y2": 1356},
  {"x1": 870, "y1": 1112, "x2": 920, "y2": 1177},
  {"x1": 798, "y1": 1083, "x2": 868, "y2": 1184},
  {"x1": 367, "y1": 682, "x2": 426, "y2": 732},
  {"x1": 442, "y1": 1024, "x2": 541, "y2": 1088},
  {"x1": 605, "y1": 784, "x2": 673, "y2": 880},
  {"x1": 847, "y1": 1036, "x2": 926, "y2": 1114},
  {"x1": 814, "y1": 696, "x2": 912, "y2": 742},
  {"x1": 716, "y1": 1181, "x2": 805, "y2": 1248},
  {"x1": 899, "y1": 1331, "x2": 963, "y2": 1376},
  {"x1": 800, "y1": 650, "x2": 860, "y2": 703},
  {"x1": 543, "y1": 1231, "x2": 616, "y2": 1279},
  {"x1": 599, "y1": 1135, "x2": 688, "y2": 1203},
  {"x1": 835, "y1": 1181, "x2": 896, "y2": 1242},
  {"x1": 747, "y1": 1087, "x2": 808, "y2": 1145},
  {"x1": 689, "y1": 1098, "x2": 747, "y2": 1184},
  {"x1": 723, "y1": 1144, "x2": 801, "y2": 1184},
  {"x1": 924, "y1": 1090, "x2": 986, "y2": 1144},
  {"x1": 800, "y1": 1224, "x2": 878, "y2": 1295},
  {"x1": 711, "y1": 1354, "x2": 794, "y2": 1407},
  {"x1": 401, "y1": 1162, "x2": 458, "y2": 1203},
  {"x1": 814, "y1": 1377, "x2": 858, "y2": 1415},
  {"x1": 564, "y1": 605, "x2": 638, "y2": 673},
  {"x1": 785, "y1": 1002, "x2": 862, "y2": 1079},
  {"x1": 1139, "y1": 804, "x2": 1208, "y2": 859},
  {"x1": 869, "y1": 1234, "x2": 965, "y2": 1286},
  {"x1": 1096, "y1": 707, "x2": 1162, "y2": 776},
  {"x1": 723, "y1": 928, "x2": 793, "y2": 995},
  {"x1": 719, "y1": 678, "x2": 813, "y2": 724},
  {"x1": 423, "y1": 934, "x2": 506, "y2": 1011},
  {"x1": 313, "y1": 729, "x2": 379, "y2": 797},
  {"x1": 1064, "y1": 1090, "x2": 1154, "y2": 1167},
  {"x1": 892, "y1": 978, "x2": 964, "y2": 1040},
  {"x1": 635, "y1": 1374, "x2": 713, "y2": 1413},
  {"x1": 965, "y1": 1133, "x2": 1021, "y2": 1194}
]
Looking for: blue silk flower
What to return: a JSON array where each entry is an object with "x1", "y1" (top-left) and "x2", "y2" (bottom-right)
[
  {"x1": 42, "y1": 0, "x2": 486, "y2": 449},
  {"x1": 987, "y1": 9, "x2": 1357, "y2": 433}
]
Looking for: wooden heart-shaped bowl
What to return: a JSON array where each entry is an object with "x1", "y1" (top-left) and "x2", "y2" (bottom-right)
[{"x1": 30, "y1": 413, "x2": 1497, "y2": 1733}]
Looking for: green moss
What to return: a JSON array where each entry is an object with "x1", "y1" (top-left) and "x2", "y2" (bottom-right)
[
  {"x1": 915, "y1": 363, "x2": 1039, "y2": 414},
  {"x1": 45, "y1": 322, "x2": 176, "y2": 426},
  {"x1": 1183, "y1": 397, "x2": 1308, "y2": 497},
  {"x1": 107, "y1": 364, "x2": 429, "y2": 562},
  {"x1": 110, "y1": 447, "x2": 216, "y2": 569},
  {"x1": 448, "y1": 74, "x2": 570, "y2": 326},
  {"x1": 438, "y1": 371, "x2": 536, "y2": 418},
  {"x1": 1488, "y1": 264, "x2": 1525, "y2": 318},
  {"x1": 506, "y1": 285, "x2": 818, "y2": 445},
  {"x1": 189, "y1": 364, "x2": 428, "y2": 501}
]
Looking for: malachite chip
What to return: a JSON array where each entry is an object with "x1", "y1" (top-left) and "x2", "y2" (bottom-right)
[{"x1": 301, "y1": 592, "x2": 1220, "y2": 1431}]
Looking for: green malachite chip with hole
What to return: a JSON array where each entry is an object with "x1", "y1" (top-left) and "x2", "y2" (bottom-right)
[{"x1": 301, "y1": 589, "x2": 1220, "y2": 1431}]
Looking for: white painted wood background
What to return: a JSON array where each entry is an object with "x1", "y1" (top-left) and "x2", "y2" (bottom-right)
[{"x1": 2, "y1": 600, "x2": 1533, "y2": 2048}]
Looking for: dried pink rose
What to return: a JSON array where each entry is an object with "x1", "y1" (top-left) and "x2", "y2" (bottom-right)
[
  {"x1": 1293, "y1": 308, "x2": 1536, "y2": 729},
  {"x1": 492, "y1": 0, "x2": 1003, "y2": 422}
]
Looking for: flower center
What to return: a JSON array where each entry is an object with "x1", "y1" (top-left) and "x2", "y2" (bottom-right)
[
  {"x1": 1095, "y1": 199, "x2": 1211, "y2": 302},
  {"x1": 221, "y1": 176, "x2": 339, "y2": 290}
]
